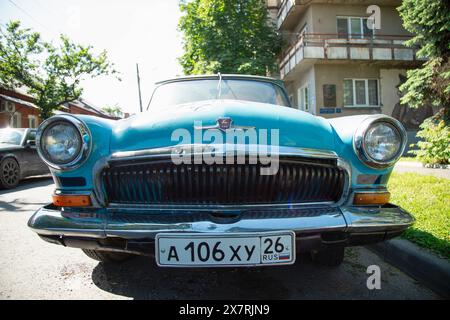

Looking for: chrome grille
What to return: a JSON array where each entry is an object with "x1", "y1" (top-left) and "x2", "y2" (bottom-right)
[{"x1": 101, "y1": 157, "x2": 346, "y2": 206}]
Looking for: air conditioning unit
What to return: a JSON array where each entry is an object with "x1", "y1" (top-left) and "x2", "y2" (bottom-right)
[
  {"x1": 0, "y1": 101, "x2": 15, "y2": 113},
  {"x1": 0, "y1": 101, "x2": 6, "y2": 113}
]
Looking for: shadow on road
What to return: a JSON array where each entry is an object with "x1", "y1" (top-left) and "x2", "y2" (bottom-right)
[
  {"x1": 92, "y1": 257, "x2": 310, "y2": 299},
  {"x1": 0, "y1": 176, "x2": 53, "y2": 196},
  {"x1": 88, "y1": 247, "x2": 441, "y2": 300},
  {"x1": 92, "y1": 254, "x2": 376, "y2": 300},
  {"x1": 0, "y1": 176, "x2": 53, "y2": 212}
]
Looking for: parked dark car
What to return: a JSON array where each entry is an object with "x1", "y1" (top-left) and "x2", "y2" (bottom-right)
[{"x1": 0, "y1": 128, "x2": 49, "y2": 189}]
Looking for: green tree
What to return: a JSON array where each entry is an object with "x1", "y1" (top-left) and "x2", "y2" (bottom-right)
[
  {"x1": 398, "y1": 0, "x2": 450, "y2": 164},
  {"x1": 178, "y1": 0, "x2": 281, "y2": 75},
  {"x1": 101, "y1": 104, "x2": 123, "y2": 118},
  {"x1": 398, "y1": 0, "x2": 450, "y2": 117},
  {"x1": 0, "y1": 21, "x2": 119, "y2": 120}
]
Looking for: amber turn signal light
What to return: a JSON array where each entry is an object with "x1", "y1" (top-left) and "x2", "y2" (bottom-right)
[
  {"x1": 353, "y1": 192, "x2": 390, "y2": 205},
  {"x1": 52, "y1": 194, "x2": 92, "y2": 207}
]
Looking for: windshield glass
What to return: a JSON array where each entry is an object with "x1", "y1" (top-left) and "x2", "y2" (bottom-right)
[
  {"x1": 0, "y1": 129, "x2": 24, "y2": 145},
  {"x1": 149, "y1": 79, "x2": 290, "y2": 110}
]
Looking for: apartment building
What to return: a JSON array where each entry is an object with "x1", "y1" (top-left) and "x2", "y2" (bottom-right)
[{"x1": 270, "y1": 0, "x2": 434, "y2": 132}]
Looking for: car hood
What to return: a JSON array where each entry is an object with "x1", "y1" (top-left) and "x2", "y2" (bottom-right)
[
  {"x1": 110, "y1": 99, "x2": 335, "y2": 153},
  {"x1": 0, "y1": 143, "x2": 21, "y2": 152}
]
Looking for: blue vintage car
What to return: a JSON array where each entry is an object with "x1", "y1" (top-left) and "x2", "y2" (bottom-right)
[{"x1": 28, "y1": 74, "x2": 413, "y2": 267}]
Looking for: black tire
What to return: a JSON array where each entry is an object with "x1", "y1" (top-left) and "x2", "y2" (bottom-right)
[
  {"x1": 0, "y1": 157, "x2": 20, "y2": 189},
  {"x1": 82, "y1": 249, "x2": 135, "y2": 263},
  {"x1": 310, "y1": 246, "x2": 345, "y2": 266}
]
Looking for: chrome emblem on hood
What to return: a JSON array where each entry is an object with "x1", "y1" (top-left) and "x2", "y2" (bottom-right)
[
  {"x1": 194, "y1": 117, "x2": 255, "y2": 132},
  {"x1": 218, "y1": 117, "x2": 232, "y2": 130}
]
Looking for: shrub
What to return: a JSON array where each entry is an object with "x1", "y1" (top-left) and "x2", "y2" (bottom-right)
[{"x1": 410, "y1": 110, "x2": 450, "y2": 164}]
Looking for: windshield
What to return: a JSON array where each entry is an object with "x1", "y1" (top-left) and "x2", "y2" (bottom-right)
[
  {"x1": 0, "y1": 129, "x2": 24, "y2": 145},
  {"x1": 149, "y1": 79, "x2": 290, "y2": 110}
]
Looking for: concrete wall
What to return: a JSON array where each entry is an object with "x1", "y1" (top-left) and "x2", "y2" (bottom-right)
[
  {"x1": 285, "y1": 65, "x2": 317, "y2": 114},
  {"x1": 282, "y1": 4, "x2": 313, "y2": 47},
  {"x1": 309, "y1": 3, "x2": 410, "y2": 36},
  {"x1": 379, "y1": 68, "x2": 406, "y2": 117},
  {"x1": 285, "y1": 65, "x2": 419, "y2": 120},
  {"x1": 313, "y1": 63, "x2": 382, "y2": 118}
]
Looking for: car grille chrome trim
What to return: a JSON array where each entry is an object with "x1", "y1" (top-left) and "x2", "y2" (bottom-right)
[
  {"x1": 110, "y1": 144, "x2": 339, "y2": 161},
  {"x1": 98, "y1": 145, "x2": 350, "y2": 207}
]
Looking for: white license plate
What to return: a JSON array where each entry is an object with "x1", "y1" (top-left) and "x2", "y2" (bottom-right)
[{"x1": 156, "y1": 231, "x2": 295, "y2": 267}]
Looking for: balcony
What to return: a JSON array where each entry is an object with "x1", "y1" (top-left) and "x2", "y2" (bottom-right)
[
  {"x1": 277, "y1": 0, "x2": 302, "y2": 30},
  {"x1": 279, "y1": 33, "x2": 422, "y2": 79}
]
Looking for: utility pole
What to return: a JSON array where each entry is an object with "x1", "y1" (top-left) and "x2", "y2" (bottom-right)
[{"x1": 136, "y1": 63, "x2": 143, "y2": 112}]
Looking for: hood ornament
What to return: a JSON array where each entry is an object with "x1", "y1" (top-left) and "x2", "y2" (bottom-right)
[{"x1": 194, "y1": 117, "x2": 255, "y2": 132}]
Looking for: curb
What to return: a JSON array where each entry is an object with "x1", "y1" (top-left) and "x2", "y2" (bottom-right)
[
  {"x1": 368, "y1": 239, "x2": 450, "y2": 298},
  {"x1": 396, "y1": 161, "x2": 450, "y2": 170}
]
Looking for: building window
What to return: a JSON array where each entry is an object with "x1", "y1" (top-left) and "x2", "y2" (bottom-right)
[
  {"x1": 343, "y1": 79, "x2": 379, "y2": 107},
  {"x1": 337, "y1": 16, "x2": 373, "y2": 39},
  {"x1": 297, "y1": 85, "x2": 309, "y2": 112},
  {"x1": 28, "y1": 115, "x2": 38, "y2": 128},
  {"x1": 10, "y1": 113, "x2": 22, "y2": 128}
]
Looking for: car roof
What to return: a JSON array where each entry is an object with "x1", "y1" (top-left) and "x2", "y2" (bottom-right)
[{"x1": 154, "y1": 74, "x2": 284, "y2": 86}]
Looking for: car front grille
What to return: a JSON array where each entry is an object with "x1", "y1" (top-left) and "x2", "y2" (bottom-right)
[{"x1": 101, "y1": 157, "x2": 346, "y2": 206}]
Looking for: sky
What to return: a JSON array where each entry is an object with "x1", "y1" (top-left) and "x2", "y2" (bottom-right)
[{"x1": 0, "y1": 0, "x2": 184, "y2": 114}]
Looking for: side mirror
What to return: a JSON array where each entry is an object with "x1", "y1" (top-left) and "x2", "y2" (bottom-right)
[{"x1": 25, "y1": 140, "x2": 36, "y2": 148}]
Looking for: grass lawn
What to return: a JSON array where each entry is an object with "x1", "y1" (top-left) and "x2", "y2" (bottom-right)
[{"x1": 388, "y1": 172, "x2": 450, "y2": 259}]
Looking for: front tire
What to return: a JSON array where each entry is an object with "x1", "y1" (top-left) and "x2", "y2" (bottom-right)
[
  {"x1": 82, "y1": 249, "x2": 135, "y2": 263},
  {"x1": 310, "y1": 246, "x2": 345, "y2": 266},
  {"x1": 0, "y1": 158, "x2": 20, "y2": 189}
]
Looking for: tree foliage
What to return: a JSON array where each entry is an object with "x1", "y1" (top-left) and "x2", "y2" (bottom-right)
[
  {"x1": 0, "y1": 21, "x2": 119, "y2": 119},
  {"x1": 178, "y1": 0, "x2": 281, "y2": 75},
  {"x1": 101, "y1": 104, "x2": 123, "y2": 118},
  {"x1": 411, "y1": 115, "x2": 450, "y2": 164},
  {"x1": 398, "y1": 0, "x2": 450, "y2": 118},
  {"x1": 398, "y1": 0, "x2": 450, "y2": 164}
]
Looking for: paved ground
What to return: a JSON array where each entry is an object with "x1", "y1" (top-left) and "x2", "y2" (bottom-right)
[
  {"x1": 395, "y1": 161, "x2": 450, "y2": 179},
  {"x1": 0, "y1": 177, "x2": 442, "y2": 300}
]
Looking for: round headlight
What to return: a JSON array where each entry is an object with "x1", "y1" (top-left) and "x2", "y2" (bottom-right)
[
  {"x1": 353, "y1": 116, "x2": 406, "y2": 168},
  {"x1": 41, "y1": 122, "x2": 81, "y2": 164},
  {"x1": 36, "y1": 115, "x2": 91, "y2": 170},
  {"x1": 364, "y1": 122, "x2": 401, "y2": 162}
]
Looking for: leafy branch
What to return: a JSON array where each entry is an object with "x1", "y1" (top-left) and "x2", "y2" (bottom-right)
[{"x1": 0, "y1": 21, "x2": 120, "y2": 119}]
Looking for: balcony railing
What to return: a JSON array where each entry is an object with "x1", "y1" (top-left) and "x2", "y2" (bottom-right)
[
  {"x1": 277, "y1": 0, "x2": 295, "y2": 29},
  {"x1": 279, "y1": 33, "x2": 420, "y2": 79}
]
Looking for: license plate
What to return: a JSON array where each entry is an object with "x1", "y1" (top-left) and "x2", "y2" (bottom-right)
[{"x1": 155, "y1": 231, "x2": 295, "y2": 267}]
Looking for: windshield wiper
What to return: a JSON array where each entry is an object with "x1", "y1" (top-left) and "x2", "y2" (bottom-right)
[
  {"x1": 216, "y1": 73, "x2": 238, "y2": 100},
  {"x1": 216, "y1": 72, "x2": 222, "y2": 99}
]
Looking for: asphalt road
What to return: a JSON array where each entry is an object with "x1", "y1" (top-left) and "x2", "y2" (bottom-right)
[
  {"x1": 0, "y1": 177, "x2": 441, "y2": 300},
  {"x1": 394, "y1": 161, "x2": 450, "y2": 179}
]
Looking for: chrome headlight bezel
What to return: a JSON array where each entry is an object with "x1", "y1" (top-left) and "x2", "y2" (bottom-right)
[
  {"x1": 36, "y1": 114, "x2": 92, "y2": 171},
  {"x1": 353, "y1": 115, "x2": 407, "y2": 169}
]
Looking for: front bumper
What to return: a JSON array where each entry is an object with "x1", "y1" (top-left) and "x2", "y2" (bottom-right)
[{"x1": 28, "y1": 204, "x2": 414, "y2": 255}]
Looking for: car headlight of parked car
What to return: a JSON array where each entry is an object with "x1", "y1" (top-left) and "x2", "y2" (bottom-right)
[
  {"x1": 353, "y1": 115, "x2": 407, "y2": 169},
  {"x1": 36, "y1": 115, "x2": 91, "y2": 170}
]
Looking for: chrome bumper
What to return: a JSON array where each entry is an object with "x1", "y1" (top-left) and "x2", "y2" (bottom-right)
[{"x1": 28, "y1": 204, "x2": 414, "y2": 240}]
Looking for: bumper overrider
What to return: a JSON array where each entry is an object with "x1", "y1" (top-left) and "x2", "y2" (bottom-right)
[{"x1": 28, "y1": 204, "x2": 414, "y2": 256}]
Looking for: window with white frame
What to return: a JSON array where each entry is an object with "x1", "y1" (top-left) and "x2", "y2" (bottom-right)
[
  {"x1": 297, "y1": 85, "x2": 309, "y2": 112},
  {"x1": 28, "y1": 115, "x2": 38, "y2": 128},
  {"x1": 337, "y1": 16, "x2": 374, "y2": 39},
  {"x1": 10, "y1": 112, "x2": 22, "y2": 128},
  {"x1": 343, "y1": 79, "x2": 379, "y2": 107}
]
